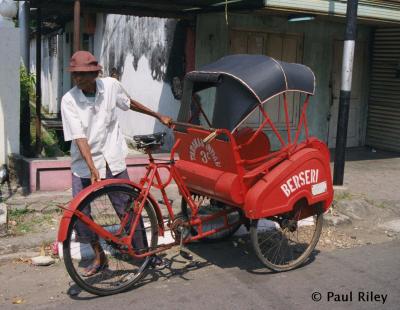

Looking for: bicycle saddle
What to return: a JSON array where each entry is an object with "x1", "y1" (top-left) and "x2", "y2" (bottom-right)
[{"x1": 133, "y1": 132, "x2": 166, "y2": 149}]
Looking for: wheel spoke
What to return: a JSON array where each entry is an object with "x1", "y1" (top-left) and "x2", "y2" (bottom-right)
[
  {"x1": 63, "y1": 186, "x2": 158, "y2": 295},
  {"x1": 251, "y1": 203, "x2": 323, "y2": 271}
]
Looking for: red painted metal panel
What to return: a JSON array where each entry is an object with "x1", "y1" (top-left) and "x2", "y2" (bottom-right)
[
  {"x1": 244, "y1": 140, "x2": 333, "y2": 219},
  {"x1": 175, "y1": 129, "x2": 238, "y2": 172}
]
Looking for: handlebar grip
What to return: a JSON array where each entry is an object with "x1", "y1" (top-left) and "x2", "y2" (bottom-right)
[
  {"x1": 203, "y1": 131, "x2": 218, "y2": 144},
  {"x1": 171, "y1": 121, "x2": 213, "y2": 131}
]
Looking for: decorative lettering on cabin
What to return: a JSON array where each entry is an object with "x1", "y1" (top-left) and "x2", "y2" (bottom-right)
[
  {"x1": 280, "y1": 169, "x2": 319, "y2": 198},
  {"x1": 189, "y1": 138, "x2": 221, "y2": 168}
]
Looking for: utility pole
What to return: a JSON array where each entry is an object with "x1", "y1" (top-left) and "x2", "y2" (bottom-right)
[{"x1": 333, "y1": 0, "x2": 359, "y2": 185}]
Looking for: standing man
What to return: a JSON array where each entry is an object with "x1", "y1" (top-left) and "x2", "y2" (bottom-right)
[{"x1": 61, "y1": 51, "x2": 172, "y2": 276}]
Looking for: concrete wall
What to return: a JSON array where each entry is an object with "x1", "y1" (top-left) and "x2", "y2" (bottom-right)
[
  {"x1": 0, "y1": 27, "x2": 20, "y2": 165},
  {"x1": 195, "y1": 13, "x2": 372, "y2": 147},
  {"x1": 12, "y1": 154, "x2": 170, "y2": 192}
]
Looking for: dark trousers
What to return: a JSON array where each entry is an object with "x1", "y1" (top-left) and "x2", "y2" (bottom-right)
[{"x1": 72, "y1": 167, "x2": 148, "y2": 250}]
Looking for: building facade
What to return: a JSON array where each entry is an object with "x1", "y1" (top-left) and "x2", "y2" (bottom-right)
[{"x1": 30, "y1": 0, "x2": 400, "y2": 152}]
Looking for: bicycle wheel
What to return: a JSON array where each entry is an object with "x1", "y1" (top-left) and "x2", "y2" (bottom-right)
[
  {"x1": 250, "y1": 201, "x2": 323, "y2": 272},
  {"x1": 181, "y1": 195, "x2": 242, "y2": 242},
  {"x1": 63, "y1": 185, "x2": 159, "y2": 296}
]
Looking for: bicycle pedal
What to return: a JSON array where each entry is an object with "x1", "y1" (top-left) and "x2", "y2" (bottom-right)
[
  {"x1": 149, "y1": 255, "x2": 169, "y2": 269},
  {"x1": 179, "y1": 249, "x2": 193, "y2": 261},
  {"x1": 158, "y1": 199, "x2": 173, "y2": 205}
]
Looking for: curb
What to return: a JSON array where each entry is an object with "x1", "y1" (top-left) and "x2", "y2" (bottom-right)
[
  {"x1": 0, "y1": 203, "x2": 7, "y2": 236},
  {"x1": 0, "y1": 231, "x2": 57, "y2": 261},
  {"x1": 0, "y1": 250, "x2": 39, "y2": 264},
  {"x1": 333, "y1": 185, "x2": 348, "y2": 192}
]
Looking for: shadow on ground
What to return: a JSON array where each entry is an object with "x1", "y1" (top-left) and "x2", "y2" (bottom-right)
[
  {"x1": 67, "y1": 235, "x2": 321, "y2": 298},
  {"x1": 185, "y1": 237, "x2": 319, "y2": 275}
]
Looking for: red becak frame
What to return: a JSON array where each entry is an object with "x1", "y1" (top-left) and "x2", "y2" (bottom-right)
[
  {"x1": 174, "y1": 89, "x2": 333, "y2": 218},
  {"x1": 58, "y1": 54, "x2": 333, "y2": 263},
  {"x1": 58, "y1": 91, "x2": 333, "y2": 260},
  {"x1": 58, "y1": 139, "x2": 243, "y2": 259}
]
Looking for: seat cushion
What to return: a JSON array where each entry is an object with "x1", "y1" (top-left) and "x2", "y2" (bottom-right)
[{"x1": 234, "y1": 127, "x2": 271, "y2": 170}]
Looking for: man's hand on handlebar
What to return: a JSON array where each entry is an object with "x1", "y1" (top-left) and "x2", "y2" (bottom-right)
[{"x1": 159, "y1": 115, "x2": 173, "y2": 127}]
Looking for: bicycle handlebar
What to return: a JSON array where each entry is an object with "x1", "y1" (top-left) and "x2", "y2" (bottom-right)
[
  {"x1": 171, "y1": 121, "x2": 219, "y2": 144},
  {"x1": 203, "y1": 131, "x2": 218, "y2": 144},
  {"x1": 171, "y1": 121, "x2": 215, "y2": 131}
]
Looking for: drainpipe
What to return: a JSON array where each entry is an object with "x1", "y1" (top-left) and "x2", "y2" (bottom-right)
[
  {"x1": 333, "y1": 0, "x2": 358, "y2": 185},
  {"x1": 35, "y1": 7, "x2": 42, "y2": 156},
  {"x1": 73, "y1": 0, "x2": 80, "y2": 52},
  {"x1": 18, "y1": 1, "x2": 29, "y2": 69},
  {"x1": 19, "y1": 1, "x2": 31, "y2": 156}
]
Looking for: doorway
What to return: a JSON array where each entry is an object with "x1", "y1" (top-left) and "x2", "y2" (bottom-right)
[{"x1": 328, "y1": 40, "x2": 365, "y2": 148}]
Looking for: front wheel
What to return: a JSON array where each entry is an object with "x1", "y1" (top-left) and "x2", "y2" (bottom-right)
[
  {"x1": 250, "y1": 202, "x2": 323, "y2": 272},
  {"x1": 63, "y1": 185, "x2": 159, "y2": 296}
]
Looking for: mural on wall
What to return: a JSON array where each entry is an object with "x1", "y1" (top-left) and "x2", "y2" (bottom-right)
[
  {"x1": 99, "y1": 14, "x2": 185, "y2": 84},
  {"x1": 97, "y1": 14, "x2": 186, "y2": 148}
]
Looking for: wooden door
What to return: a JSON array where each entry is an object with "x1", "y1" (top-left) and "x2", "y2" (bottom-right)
[{"x1": 229, "y1": 30, "x2": 303, "y2": 132}]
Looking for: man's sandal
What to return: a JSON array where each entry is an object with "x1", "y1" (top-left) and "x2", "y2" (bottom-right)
[{"x1": 81, "y1": 261, "x2": 109, "y2": 277}]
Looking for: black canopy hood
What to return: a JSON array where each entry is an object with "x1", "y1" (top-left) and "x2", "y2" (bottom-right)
[
  {"x1": 179, "y1": 54, "x2": 316, "y2": 131},
  {"x1": 186, "y1": 54, "x2": 315, "y2": 104}
]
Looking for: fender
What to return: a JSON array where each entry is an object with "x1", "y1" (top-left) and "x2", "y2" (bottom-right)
[
  {"x1": 58, "y1": 178, "x2": 165, "y2": 242},
  {"x1": 244, "y1": 141, "x2": 334, "y2": 219}
]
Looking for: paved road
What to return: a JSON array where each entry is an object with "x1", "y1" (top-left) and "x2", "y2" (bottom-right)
[{"x1": 1, "y1": 240, "x2": 399, "y2": 309}]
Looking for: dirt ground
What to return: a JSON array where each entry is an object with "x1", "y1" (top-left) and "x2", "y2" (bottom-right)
[
  {"x1": 3, "y1": 190, "x2": 400, "y2": 258},
  {"x1": 1, "y1": 147, "x2": 400, "y2": 265},
  {"x1": 318, "y1": 193, "x2": 400, "y2": 251}
]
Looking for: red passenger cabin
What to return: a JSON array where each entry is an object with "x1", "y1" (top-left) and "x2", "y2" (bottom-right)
[{"x1": 173, "y1": 55, "x2": 333, "y2": 220}]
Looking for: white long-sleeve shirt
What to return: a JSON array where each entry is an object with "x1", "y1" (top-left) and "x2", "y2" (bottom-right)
[{"x1": 61, "y1": 77, "x2": 131, "y2": 178}]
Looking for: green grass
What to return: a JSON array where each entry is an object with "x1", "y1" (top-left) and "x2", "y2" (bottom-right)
[
  {"x1": 8, "y1": 208, "x2": 60, "y2": 235},
  {"x1": 334, "y1": 191, "x2": 353, "y2": 201},
  {"x1": 29, "y1": 101, "x2": 67, "y2": 157},
  {"x1": 8, "y1": 208, "x2": 30, "y2": 218},
  {"x1": 375, "y1": 202, "x2": 388, "y2": 209}
]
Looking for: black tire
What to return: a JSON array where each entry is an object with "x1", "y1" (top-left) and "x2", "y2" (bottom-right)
[
  {"x1": 181, "y1": 196, "x2": 242, "y2": 242},
  {"x1": 63, "y1": 185, "x2": 159, "y2": 296},
  {"x1": 250, "y1": 202, "x2": 323, "y2": 272}
]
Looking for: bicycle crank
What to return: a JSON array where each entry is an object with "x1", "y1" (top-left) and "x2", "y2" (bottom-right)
[{"x1": 171, "y1": 215, "x2": 193, "y2": 260}]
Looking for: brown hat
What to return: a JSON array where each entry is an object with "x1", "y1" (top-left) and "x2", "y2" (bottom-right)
[{"x1": 67, "y1": 51, "x2": 102, "y2": 72}]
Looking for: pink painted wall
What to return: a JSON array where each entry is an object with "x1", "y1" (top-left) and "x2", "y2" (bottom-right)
[{"x1": 26, "y1": 154, "x2": 171, "y2": 192}]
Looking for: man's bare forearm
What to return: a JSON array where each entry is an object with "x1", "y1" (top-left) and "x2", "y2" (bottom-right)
[
  {"x1": 75, "y1": 138, "x2": 97, "y2": 173},
  {"x1": 129, "y1": 99, "x2": 162, "y2": 120}
]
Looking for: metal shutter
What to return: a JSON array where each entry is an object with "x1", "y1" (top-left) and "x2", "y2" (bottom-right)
[{"x1": 366, "y1": 28, "x2": 400, "y2": 152}]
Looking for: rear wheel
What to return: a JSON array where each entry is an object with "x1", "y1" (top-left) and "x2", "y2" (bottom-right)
[
  {"x1": 250, "y1": 202, "x2": 323, "y2": 271},
  {"x1": 181, "y1": 195, "x2": 242, "y2": 242},
  {"x1": 63, "y1": 185, "x2": 159, "y2": 296}
]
